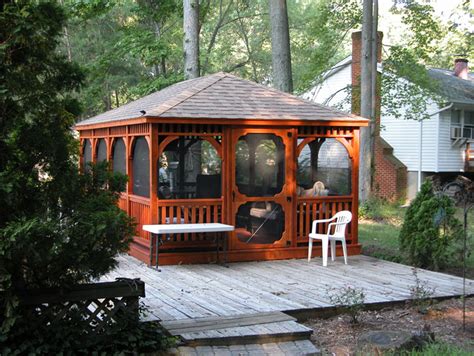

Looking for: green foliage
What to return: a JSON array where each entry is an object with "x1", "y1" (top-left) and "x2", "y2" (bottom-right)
[
  {"x1": 409, "y1": 268, "x2": 436, "y2": 314},
  {"x1": 396, "y1": 341, "x2": 473, "y2": 356},
  {"x1": 2, "y1": 305, "x2": 173, "y2": 354},
  {"x1": 0, "y1": 0, "x2": 134, "y2": 339},
  {"x1": 292, "y1": 0, "x2": 361, "y2": 93},
  {"x1": 359, "y1": 197, "x2": 403, "y2": 222},
  {"x1": 382, "y1": 3, "x2": 445, "y2": 121},
  {"x1": 399, "y1": 180, "x2": 462, "y2": 270},
  {"x1": 328, "y1": 285, "x2": 366, "y2": 324}
]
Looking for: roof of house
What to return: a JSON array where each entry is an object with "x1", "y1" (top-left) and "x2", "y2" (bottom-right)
[
  {"x1": 427, "y1": 68, "x2": 474, "y2": 105},
  {"x1": 76, "y1": 72, "x2": 366, "y2": 127},
  {"x1": 314, "y1": 56, "x2": 474, "y2": 106}
]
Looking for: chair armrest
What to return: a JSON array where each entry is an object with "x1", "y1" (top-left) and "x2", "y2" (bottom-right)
[
  {"x1": 311, "y1": 217, "x2": 336, "y2": 234},
  {"x1": 327, "y1": 221, "x2": 349, "y2": 234}
]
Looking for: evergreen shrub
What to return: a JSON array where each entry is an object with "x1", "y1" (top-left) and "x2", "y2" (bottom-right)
[{"x1": 399, "y1": 180, "x2": 462, "y2": 270}]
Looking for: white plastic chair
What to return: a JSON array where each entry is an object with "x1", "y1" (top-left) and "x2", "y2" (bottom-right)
[{"x1": 307, "y1": 210, "x2": 352, "y2": 266}]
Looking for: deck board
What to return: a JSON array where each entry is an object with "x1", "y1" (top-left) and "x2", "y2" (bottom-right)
[{"x1": 102, "y1": 254, "x2": 474, "y2": 323}]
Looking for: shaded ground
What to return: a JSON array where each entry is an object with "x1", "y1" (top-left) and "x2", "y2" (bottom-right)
[{"x1": 304, "y1": 298, "x2": 474, "y2": 355}]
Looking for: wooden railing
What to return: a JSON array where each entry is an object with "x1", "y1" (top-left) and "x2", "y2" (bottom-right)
[
  {"x1": 129, "y1": 195, "x2": 151, "y2": 239},
  {"x1": 15, "y1": 279, "x2": 145, "y2": 331},
  {"x1": 118, "y1": 193, "x2": 128, "y2": 212},
  {"x1": 157, "y1": 198, "x2": 223, "y2": 246},
  {"x1": 296, "y1": 196, "x2": 353, "y2": 244}
]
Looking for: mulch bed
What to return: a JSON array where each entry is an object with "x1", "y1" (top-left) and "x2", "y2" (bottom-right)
[{"x1": 303, "y1": 298, "x2": 474, "y2": 355}]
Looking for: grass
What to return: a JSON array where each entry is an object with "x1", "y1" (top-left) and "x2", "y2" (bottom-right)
[
  {"x1": 393, "y1": 342, "x2": 474, "y2": 356},
  {"x1": 358, "y1": 200, "x2": 474, "y2": 277}
]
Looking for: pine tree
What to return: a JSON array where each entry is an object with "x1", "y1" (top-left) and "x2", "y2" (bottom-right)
[{"x1": 399, "y1": 180, "x2": 462, "y2": 270}]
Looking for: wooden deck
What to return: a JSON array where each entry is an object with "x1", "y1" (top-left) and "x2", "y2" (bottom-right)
[{"x1": 102, "y1": 254, "x2": 474, "y2": 351}]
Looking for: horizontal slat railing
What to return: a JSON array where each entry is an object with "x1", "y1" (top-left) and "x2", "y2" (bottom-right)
[
  {"x1": 157, "y1": 199, "x2": 223, "y2": 247},
  {"x1": 296, "y1": 196, "x2": 353, "y2": 244}
]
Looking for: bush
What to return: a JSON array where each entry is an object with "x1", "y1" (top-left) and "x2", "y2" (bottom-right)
[
  {"x1": 399, "y1": 180, "x2": 462, "y2": 270},
  {"x1": 1, "y1": 306, "x2": 174, "y2": 354},
  {"x1": 328, "y1": 285, "x2": 366, "y2": 323}
]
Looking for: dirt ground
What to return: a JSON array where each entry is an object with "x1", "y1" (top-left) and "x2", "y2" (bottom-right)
[{"x1": 304, "y1": 298, "x2": 474, "y2": 355}]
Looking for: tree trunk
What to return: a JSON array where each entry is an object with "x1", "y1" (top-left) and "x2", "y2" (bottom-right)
[
  {"x1": 359, "y1": 0, "x2": 373, "y2": 202},
  {"x1": 269, "y1": 0, "x2": 293, "y2": 93},
  {"x1": 183, "y1": 0, "x2": 200, "y2": 79},
  {"x1": 59, "y1": 0, "x2": 72, "y2": 61}
]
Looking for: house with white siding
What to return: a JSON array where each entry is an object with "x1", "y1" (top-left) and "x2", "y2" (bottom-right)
[{"x1": 303, "y1": 55, "x2": 474, "y2": 200}]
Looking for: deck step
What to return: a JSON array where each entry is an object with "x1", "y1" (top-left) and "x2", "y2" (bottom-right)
[
  {"x1": 161, "y1": 311, "x2": 313, "y2": 346},
  {"x1": 171, "y1": 340, "x2": 321, "y2": 355}
]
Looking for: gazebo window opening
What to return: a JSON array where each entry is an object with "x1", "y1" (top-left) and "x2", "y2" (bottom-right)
[
  {"x1": 235, "y1": 134, "x2": 285, "y2": 197},
  {"x1": 297, "y1": 138, "x2": 351, "y2": 196},
  {"x1": 132, "y1": 137, "x2": 150, "y2": 198},
  {"x1": 112, "y1": 138, "x2": 126, "y2": 175},
  {"x1": 82, "y1": 139, "x2": 92, "y2": 172},
  {"x1": 96, "y1": 138, "x2": 107, "y2": 162},
  {"x1": 158, "y1": 137, "x2": 221, "y2": 199},
  {"x1": 235, "y1": 201, "x2": 285, "y2": 244}
]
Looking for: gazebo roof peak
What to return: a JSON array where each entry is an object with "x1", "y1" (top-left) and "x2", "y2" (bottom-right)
[{"x1": 76, "y1": 72, "x2": 366, "y2": 127}]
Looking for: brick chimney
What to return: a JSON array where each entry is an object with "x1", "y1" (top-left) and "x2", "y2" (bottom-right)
[
  {"x1": 351, "y1": 31, "x2": 383, "y2": 131},
  {"x1": 454, "y1": 58, "x2": 468, "y2": 79},
  {"x1": 351, "y1": 31, "x2": 408, "y2": 202}
]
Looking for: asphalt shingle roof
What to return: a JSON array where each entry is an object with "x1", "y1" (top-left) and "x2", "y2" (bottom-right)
[
  {"x1": 427, "y1": 68, "x2": 474, "y2": 105},
  {"x1": 76, "y1": 72, "x2": 365, "y2": 127}
]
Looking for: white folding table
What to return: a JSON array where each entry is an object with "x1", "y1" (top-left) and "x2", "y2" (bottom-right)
[{"x1": 143, "y1": 223, "x2": 235, "y2": 269}]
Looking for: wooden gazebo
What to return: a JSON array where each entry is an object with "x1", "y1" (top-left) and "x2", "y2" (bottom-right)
[{"x1": 75, "y1": 72, "x2": 368, "y2": 265}]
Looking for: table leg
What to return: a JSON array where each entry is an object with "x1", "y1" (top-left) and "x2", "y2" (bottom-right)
[
  {"x1": 155, "y1": 233, "x2": 161, "y2": 271},
  {"x1": 149, "y1": 235, "x2": 153, "y2": 267},
  {"x1": 223, "y1": 231, "x2": 229, "y2": 267},
  {"x1": 215, "y1": 232, "x2": 219, "y2": 264}
]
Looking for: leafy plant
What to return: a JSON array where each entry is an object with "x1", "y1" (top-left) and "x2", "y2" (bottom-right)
[
  {"x1": 328, "y1": 285, "x2": 366, "y2": 324},
  {"x1": 1, "y1": 304, "x2": 174, "y2": 354},
  {"x1": 410, "y1": 268, "x2": 436, "y2": 314},
  {"x1": 399, "y1": 180, "x2": 462, "y2": 270}
]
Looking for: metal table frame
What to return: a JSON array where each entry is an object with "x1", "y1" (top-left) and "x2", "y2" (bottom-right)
[{"x1": 143, "y1": 223, "x2": 235, "y2": 270}]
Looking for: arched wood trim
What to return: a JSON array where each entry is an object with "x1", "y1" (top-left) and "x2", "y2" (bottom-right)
[
  {"x1": 91, "y1": 138, "x2": 97, "y2": 163},
  {"x1": 158, "y1": 136, "x2": 223, "y2": 158},
  {"x1": 335, "y1": 137, "x2": 354, "y2": 158},
  {"x1": 110, "y1": 137, "x2": 126, "y2": 165},
  {"x1": 297, "y1": 137, "x2": 353, "y2": 158},
  {"x1": 158, "y1": 136, "x2": 179, "y2": 156},
  {"x1": 296, "y1": 137, "x2": 314, "y2": 156},
  {"x1": 106, "y1": 137, "x2": 113, "y2": 161},
  {"x1": 203, "y1": 136, "x2": 222, "y2": 158},
  {"x1": 130, "y1": 135, "x2": 151, "y2": 160}
]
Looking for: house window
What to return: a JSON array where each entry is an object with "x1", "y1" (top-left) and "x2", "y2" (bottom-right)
[
  {"x1": 464, "y1": 111, "x2": 474, "y2": 139},
  {"x1": 451, "y1": 110, "x2": 461, "y2": 125},
  {"x1": 451, "y1": 110, "x2": 474, "y2": 140}
]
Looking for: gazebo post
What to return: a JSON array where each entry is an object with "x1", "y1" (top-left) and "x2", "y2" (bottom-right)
[
  {"x1": 150, "y1": 124, "x2": 159, "y2": 225},
  {"x1": 352, "y1": 128, "x2": 360, "y2": 246},
  {"x1": 125, "y1": 128, "x2": 132, "y2": 216}
]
